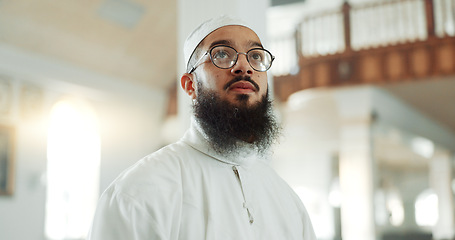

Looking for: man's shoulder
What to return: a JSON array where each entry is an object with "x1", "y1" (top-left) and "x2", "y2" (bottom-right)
[
  {"x1": 148, "y1": 139, "x2": 197, "y2": 161},
  {"x1": 107, "y1": 141, "x2": 201, "y2": 199}
]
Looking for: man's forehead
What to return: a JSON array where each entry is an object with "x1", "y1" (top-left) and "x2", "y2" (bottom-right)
[{"x1": 201, "y1": 26, "x2": 263, "y2": 50}]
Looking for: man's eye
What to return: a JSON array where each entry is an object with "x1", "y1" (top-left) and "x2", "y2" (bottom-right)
[
  {"x1": 250, "y1": 52, "x2": 263, "y2": 61},
  {"x1": 214, "y1": 50, "x2": 230, "y2": 59}
]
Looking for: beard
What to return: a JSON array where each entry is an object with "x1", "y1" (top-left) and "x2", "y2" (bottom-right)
[{"x1": 192, "y1": 81, "x2": 281, "y2": 156}]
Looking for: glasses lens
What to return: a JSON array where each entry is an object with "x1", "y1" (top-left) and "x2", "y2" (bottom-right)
[
  {"x1": 210, "y1": 46, "x2": 237, "y2": 69},
  {"x1": 248, "y1": 49, "x2": 273, "y2": 71}
]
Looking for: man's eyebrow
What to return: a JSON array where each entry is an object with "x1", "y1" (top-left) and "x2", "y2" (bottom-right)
[
  {"x1": 207, "y1": 39, "x2": 264, "y2": 50},
  {"x1": 248, "y1": 40, "x2": 263, "y2": 48},
  {"x1": 208, "y1": 40, "x2": 232, "y2": 49}
]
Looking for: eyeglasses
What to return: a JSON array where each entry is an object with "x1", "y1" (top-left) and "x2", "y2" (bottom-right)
[{"x1": 188, "y1": 45, "x2": 275, "y2": 73}]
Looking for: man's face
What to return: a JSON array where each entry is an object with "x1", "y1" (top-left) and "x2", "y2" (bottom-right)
[{"x1": 192, "y1": 25, "x2": 268, "y2": 107}]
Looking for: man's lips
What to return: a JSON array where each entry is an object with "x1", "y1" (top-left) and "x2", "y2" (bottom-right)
[
  {"x1": 228, "y1": 81, "x2": 257, "y2": 92},
  {"x1": 224, "y1": 76, "x2": 260, "y2": 92}
]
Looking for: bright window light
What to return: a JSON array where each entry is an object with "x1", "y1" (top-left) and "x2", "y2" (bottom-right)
[
  {"x1": 387, "y1": 190, "x2": 404, "y2": 226},
  {"x1": 411, "y1": 136, "x2": 434, "y2": 159},
  {"x1": 45, "y1": 99, "x2": 101, "y2": 240},
  {"x1": 293, "y1": 186, "x2": 334, "y2": 240},
  {"x1": 328, "y1": 178, "x2": 342, "y2": 208},
  {"x1": 415, "y1": 189, "x2": 438, "y2": 227}
]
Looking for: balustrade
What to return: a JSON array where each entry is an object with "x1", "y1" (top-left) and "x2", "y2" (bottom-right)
[{"x1": 272, "y1": 0, "x2": 455, "y2": 102}]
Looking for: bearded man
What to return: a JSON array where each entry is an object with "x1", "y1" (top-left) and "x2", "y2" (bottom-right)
[{"x1": 88, "y1": 15, "x2": 316, "y2": 240}]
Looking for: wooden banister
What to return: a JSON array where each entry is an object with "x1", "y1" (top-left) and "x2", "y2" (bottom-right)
[
  {"x1": 273, "y1": 0, "x2": 455, "y2": 102},
  {"x1": 425, "y1": 0, "x2": 436, "y2": 38},
  {"x1": 342, "y1": 1, "x2": 352, "y2": 52}
]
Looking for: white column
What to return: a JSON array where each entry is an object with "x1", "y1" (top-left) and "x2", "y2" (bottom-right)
[
  {"x1": 334, "y1": 87, "x2": 377, "y2": 240},
  {"x1": 430, "y1": 149, "x2": 455, "y2": 240},
  {"x1": 176, "y1": 0, "x2": 269, "y2": 133},
  {"x1": 338, "y1": 117, "x2": 376, "y2": 240}
]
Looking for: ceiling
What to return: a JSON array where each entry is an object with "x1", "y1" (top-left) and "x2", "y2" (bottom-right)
[
  {"x1": 381, "y1": 78, "x2": 455, "y2": 137},
  {"x1": 1, "y1": 0, "x2": 454, "y2": 141},
  {"x1": 0, "y1": 0, "x2": 177, "y2": 90}
]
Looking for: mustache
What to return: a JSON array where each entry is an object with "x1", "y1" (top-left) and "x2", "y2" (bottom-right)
[{"x1": 223, "y1": 76, "x2": 260, "y2": 91}]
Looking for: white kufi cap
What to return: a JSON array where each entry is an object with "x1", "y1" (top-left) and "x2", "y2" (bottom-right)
[{"x1": 183, "y1": 15, "x2": 252, "y2": 73}]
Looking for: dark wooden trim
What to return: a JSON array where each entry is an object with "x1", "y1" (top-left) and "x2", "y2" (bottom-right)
[{"x1": 274, "y1": 36, "x2": 455, "y2": 102}]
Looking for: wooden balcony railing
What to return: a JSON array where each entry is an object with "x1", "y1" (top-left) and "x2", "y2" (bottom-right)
[{"x1": 272, "y1": 0, "x2": 455, "y2": 102}]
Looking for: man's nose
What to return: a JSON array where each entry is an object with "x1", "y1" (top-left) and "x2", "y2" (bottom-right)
[{"x1": 231, "y1": 53, "x2": 253, "y2": 75}]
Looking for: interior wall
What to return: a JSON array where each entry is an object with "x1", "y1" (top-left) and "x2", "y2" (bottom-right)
[
  {"x1": 376, "y1": 166, "x2": 430, "y2": 234},
  {"x1": 272, "y1": 89, "x2": 340, "y2": 240},
  {"x1": 274, "y1": 86, "x2": 455, "y2": 240},
  {"x1": 0, "y1": 44, "x2": 167, "y2": 240}
]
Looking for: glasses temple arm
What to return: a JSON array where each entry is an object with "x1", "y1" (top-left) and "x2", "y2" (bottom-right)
[{"x1": 188, "y1": 51, "x2": 208, "y2": 73}]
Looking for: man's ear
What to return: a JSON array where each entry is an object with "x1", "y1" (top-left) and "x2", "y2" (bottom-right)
[{"x1": 180, "y1": 73, "x2": 197, "y2": 99}]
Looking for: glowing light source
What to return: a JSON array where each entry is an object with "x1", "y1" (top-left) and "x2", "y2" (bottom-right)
[
  {"x1": 387, "y1": 190, "x2": 404, "y2": 226},
  {"x1": 329, "y1": 178, "x2": 342, "y2": 208},
  {"x1": 415, "y1": 189, "x2": 439, "y2": 227},
  {"x1": 45, "y1": 99, "x2": 100, "y2": 240},
  {"x1": 410, "y1": 136, "x2": 434, "y2": 158}
]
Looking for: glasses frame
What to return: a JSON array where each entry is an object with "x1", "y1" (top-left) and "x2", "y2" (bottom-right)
[{"x1": 188, "y1": 45, "x2": 275, "y2": 73}]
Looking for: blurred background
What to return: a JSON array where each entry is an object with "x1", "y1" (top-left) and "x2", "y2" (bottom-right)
[{"x1": 0, "y1": 0, "x2": 454, "y2": 239}]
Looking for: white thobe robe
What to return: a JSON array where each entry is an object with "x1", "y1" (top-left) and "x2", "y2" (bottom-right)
[{"x1": 88, "y1": 120, "x2": 316, "y2": 240}]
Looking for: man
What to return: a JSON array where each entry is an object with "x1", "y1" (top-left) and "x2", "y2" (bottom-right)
[{"x1": 88, "y1": 15, "x2": 316, "y2": 240}]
